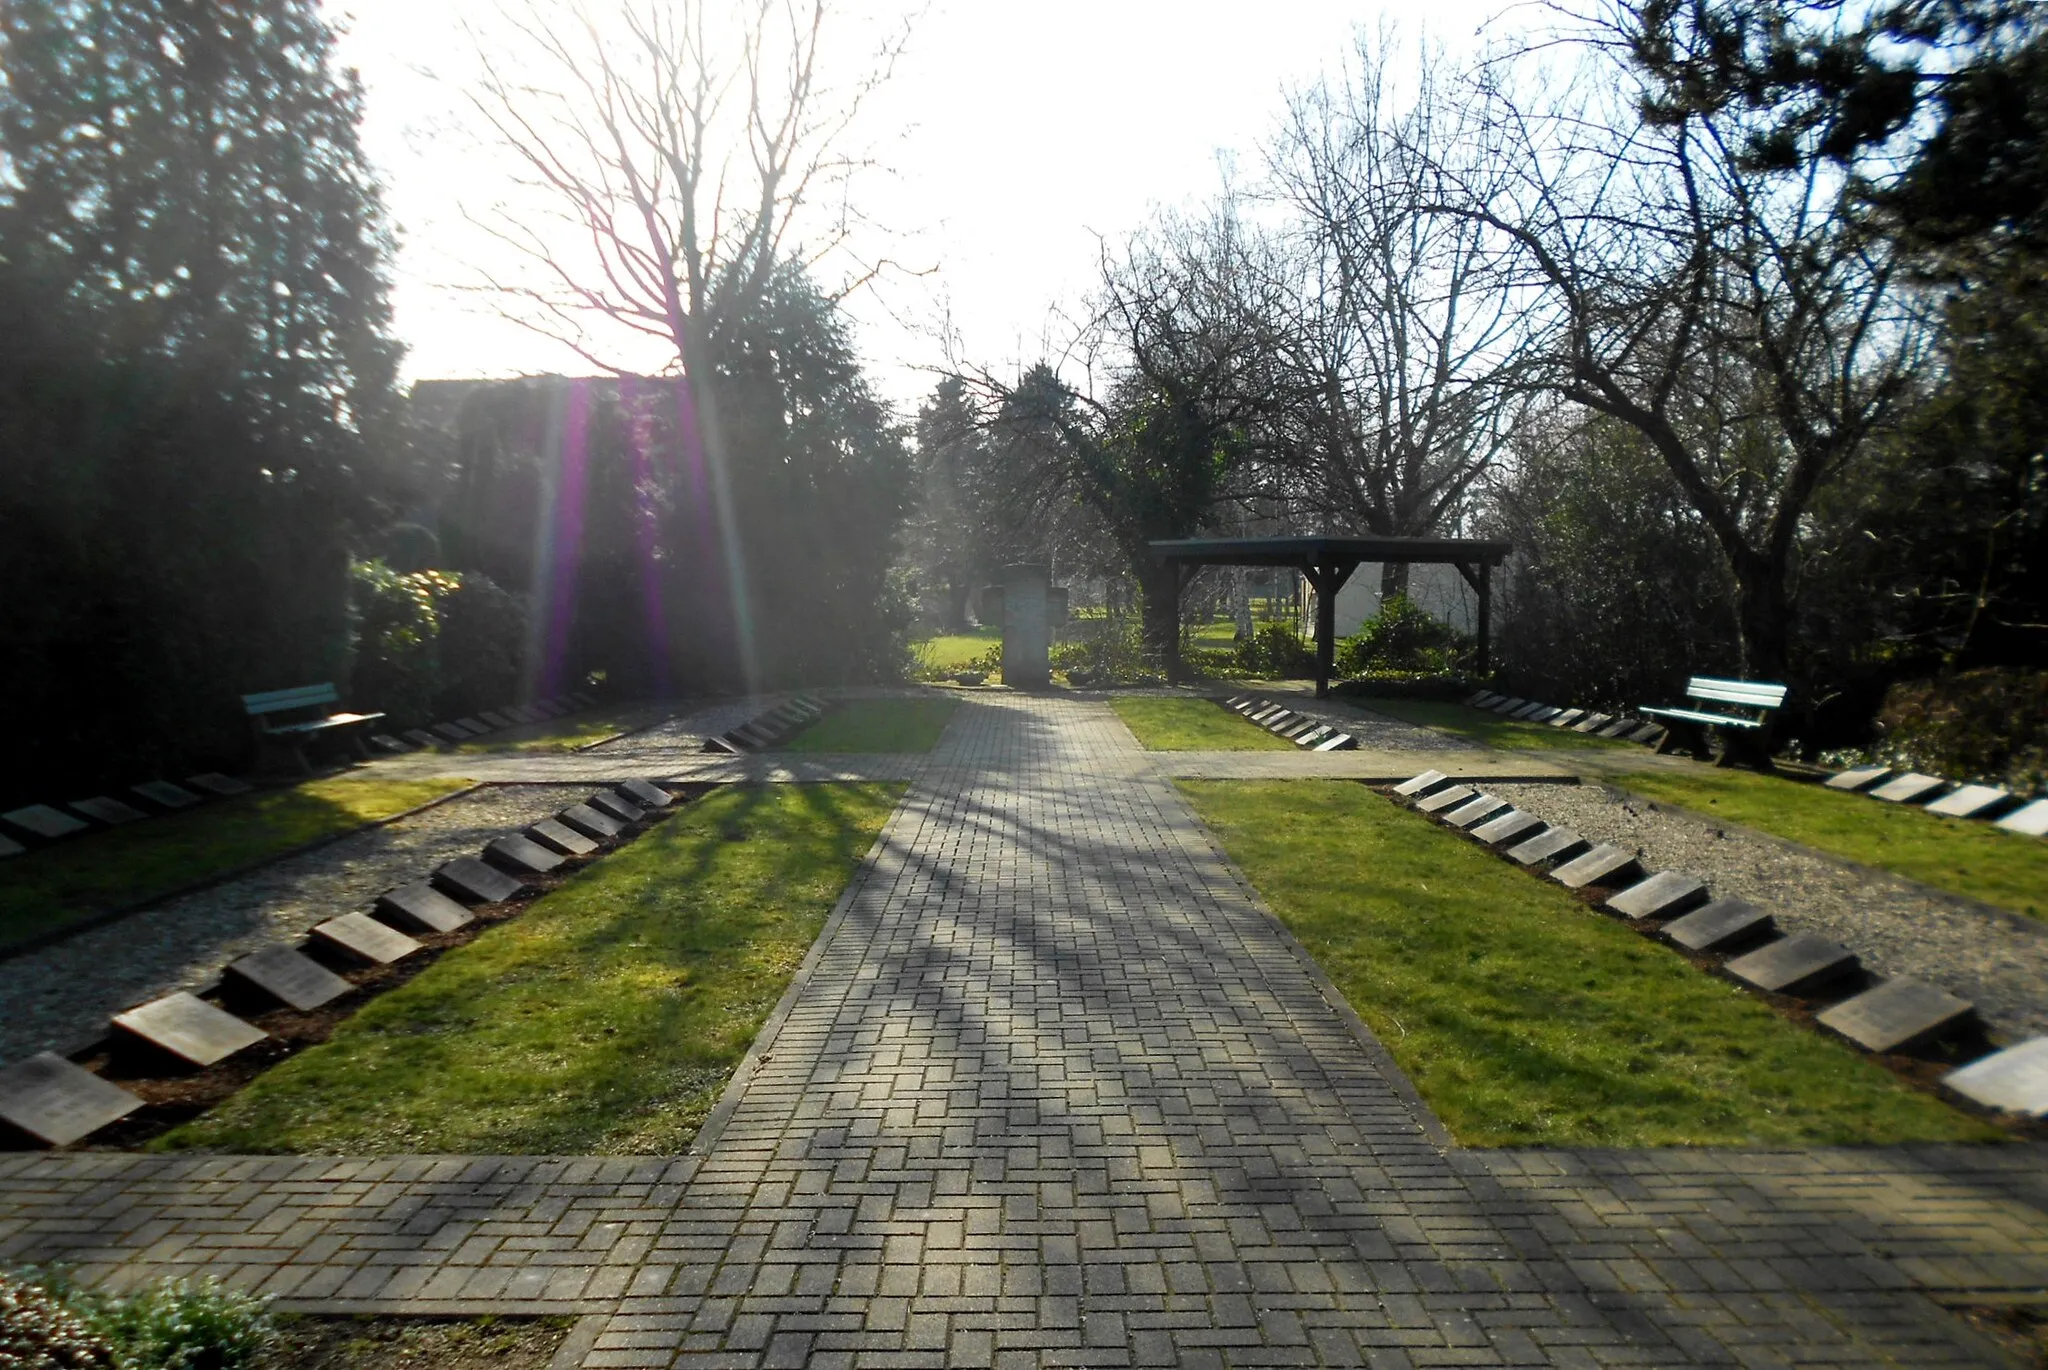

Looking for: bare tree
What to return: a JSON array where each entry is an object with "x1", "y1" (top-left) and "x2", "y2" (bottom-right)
[
  {"x1": 1260, "y1": 33, "x2": 1538, "y2": 599},
  {"x1": 1413, "y1": 2, "x2": 1933, "y2": 688}
]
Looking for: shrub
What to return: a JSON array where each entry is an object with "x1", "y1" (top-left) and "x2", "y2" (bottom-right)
[
  {"x1": 1233, "y1": 622, "x2": 1316, "y2": 679},
  {"x1": 0, "y1": 1269, "x2": 114, "y2": 1368},
  {"x1": 1051, "y1": 617, "x2": 1156, "y2": 684},
  {"x1": 82, "y1": 1277, "x2": 273, "y2": 1370},
  {"x1": 435, "y1": 574, "x2": 528, "y2": 716},
  {"x1": 1336, "y1": 594, "x2": 1470, "y2": 678},
  {"x1": 346, "y1": 559, "x2": 450, "y2": 726},
  {"x1": 1876, "y1": 668, "x2": 2048, "y2": 793}
]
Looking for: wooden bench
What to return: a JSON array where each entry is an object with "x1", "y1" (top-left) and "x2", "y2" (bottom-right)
[
  {"x1": 1640, "y1": 676, "x2": 1787, "y2": 770},
  {"x1": 241, "y1": 684, "x2": 386, "y2": 774}
]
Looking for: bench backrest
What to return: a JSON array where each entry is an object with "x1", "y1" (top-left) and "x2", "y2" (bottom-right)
[
  {"x1": 1685, "y1": 676, "x2": 1787, "y2": 711},
  {"x1": 242, "y1": 683, "x2": 341, "y2": 717}
]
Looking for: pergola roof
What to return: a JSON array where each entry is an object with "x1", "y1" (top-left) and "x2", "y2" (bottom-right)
[{"x1": 1148, "y1": 535, "x2": 1512, "y2": 568}]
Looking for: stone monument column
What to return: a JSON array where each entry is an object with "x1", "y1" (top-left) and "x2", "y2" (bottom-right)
[{"x1": 1000, "y1": 564, "x2": 1050, "y2": 689}]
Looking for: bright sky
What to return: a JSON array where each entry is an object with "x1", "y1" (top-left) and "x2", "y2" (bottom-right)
[{"x1": 329, "y1": 0, "x2": 1527, "y2": 409}]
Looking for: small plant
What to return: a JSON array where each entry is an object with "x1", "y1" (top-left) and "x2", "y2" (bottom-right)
[
  {"x1": 1051, "y1": 617, "x2": 1155, "y2": 684},
  {"x1": 1336, "y1": 594, "x2": 1471, "y2": 678},
  {"x1": 4, "y1": 1271, "x2": 276, "y2": 1370},
  {"x1": 0, "y1": 1269, "x2": 114, "y2": 1369},
  {"x1": 1232, "y1": 622, "x2": 1316, "y2": 678}
]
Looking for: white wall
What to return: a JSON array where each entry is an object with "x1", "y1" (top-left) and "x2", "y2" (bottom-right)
[{"x1": 1323, "y1": 563, "x2": 1479, "y2": 638}]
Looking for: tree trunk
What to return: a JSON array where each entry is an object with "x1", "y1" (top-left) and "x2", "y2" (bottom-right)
[
  {"x1": 1135, "y1": 556, "x2": 1179, "y2": 668},
  {"x1": 1379, "y1": 560, "x2": 1410, "y2": 601},
  {"x1": 943, "y1": 579, "x2": 972, "y2": 634}
]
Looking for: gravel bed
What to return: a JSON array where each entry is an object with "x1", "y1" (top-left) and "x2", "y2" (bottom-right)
[
  {"x1": 0, "y1": 783, "x2": 598, "y2": 1064},
  {"x1": 1485, "y1": 780, "x2": 2048, "y2": 1044},
  {"x1": 1312, "y1": 701, "x2": 1475, "y2": 752}
]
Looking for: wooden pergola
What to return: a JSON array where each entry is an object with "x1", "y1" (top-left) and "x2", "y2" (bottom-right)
[{"x1": 1149, "y1": 535, "x2": 1514, "y2": 698}]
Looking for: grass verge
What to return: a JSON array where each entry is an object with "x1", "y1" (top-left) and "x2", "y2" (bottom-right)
[
  {"x1": 913, "y1": 629, "x2": 1000, "y2": 672},
  {"x1": 153, "y1": 783, "x2": 900, "y2": 1155},
  {"x1": 1612, "y1": 768, "x2": 2048, "y2": 921},
  {"x1": 451, "y1": 709, "x2": 649, "y2": 754},
  {"x1": 0, "y1": 776, "x2": 472, "y2": 953},
  {"x1": 1111, "y1": 697, "x2": 1298, "y2": 751},
  {"x1": 1353, "y1": 697, "x2": 1636, "y2": 751},
  {"x1": 1181, "y1": 779, "x2": 1999, "y2": 1147},
  {"x1": 780, "y1": 698, "x2": 958, "y2": 753}
]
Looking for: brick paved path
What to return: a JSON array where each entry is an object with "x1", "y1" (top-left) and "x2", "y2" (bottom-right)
[{"x1": 3, "y1": 694, "x2": 2044, "y2": 1366}]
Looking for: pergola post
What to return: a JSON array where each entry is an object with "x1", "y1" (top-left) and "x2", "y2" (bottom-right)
[
  {"x1": 1477, "y1": 561, "x2": 1493, "y2": 676},
  {"x1": 1304, "y1": 561, "x2": 1357, "y2": 699}
]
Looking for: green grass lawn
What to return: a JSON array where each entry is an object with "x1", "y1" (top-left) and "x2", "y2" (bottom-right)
[
  {"x1": 1612, "y1": 768, "x2": 2048, "y2": 921},
  {"x1": 156, "y1": 782, "x2": 901, "y2": 1155},
  {"x1": 914, "y1": 628, "x2": 1000, "y2": 672},
  {"x1": 1181, "y1": 779, "x2": 1997, "y2": 1147},
  {"x1": 0, "y1": 775, "x2": 472, "y2": 953},
  {"x1": 1354, "y1": 696, "x2": 1636, "y2": 751},
  {"x1": 450, "y1": 709, "x2": 647, "y2": 754},
  {"x1": 779, "y1": 698, "x2": 959, "y2": 753},
  {"x1": 1111, "y1": 697, "x2": 1298, "y2": 751}
]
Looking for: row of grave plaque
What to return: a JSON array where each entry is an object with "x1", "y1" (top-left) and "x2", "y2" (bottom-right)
[
  {"x1": 1221, "y1": 695, "x2": 1360, "y2": 751},
  {"x1": 0, "y1": 693, "x2": 603, "y2": 861},
  {"x1": 702, "y1": 695, "x2": 827, "y2": 754},
  {"x1": 0, "y1": 777, "x2": 677, "y2": 1150},
  {"x1": 1393, "y1": 767, "x2": 2048, "y2": 1120},
  {"x1": 1462, "y1": 690, "x2": 1668, "y2": 747}
]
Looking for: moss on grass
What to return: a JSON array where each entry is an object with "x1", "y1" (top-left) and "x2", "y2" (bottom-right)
[
  {"x1": 1612, "y1": 768, "x2": 2048, "y2": 921},
  {"x1": 779, "y1": 699, "x2": 957, "y2": 753},
  {"x1": 1354, "y1": 697, "x2": 1637, "y2": 751},
  {"x1": 0, "y1": 776, "x2": 472, "y2": 952},
  {"x1": 1110, "y1": 697, "x2": 1298, "y2": 751},
  {"x1": 154, "y1": 783, "x2": 900, "y2": 1155},
  {"x1": 1181, "y1": 779, "x2": 1998, "y2": 1147}
]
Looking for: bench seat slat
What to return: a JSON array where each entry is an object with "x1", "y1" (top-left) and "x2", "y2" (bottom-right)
[
  {"x1": 1640, "y1": 705, "x2": 1763, "y2": 730},
  {"x1": 260, "y1": 711, "x2": 385, "y2": 735},
  {"x1": 243, "y1": 684, "x2": 342, "y2": 715},
  {"x1": 1684, "y1": 676, "x2": 1788, "y2": 709}
]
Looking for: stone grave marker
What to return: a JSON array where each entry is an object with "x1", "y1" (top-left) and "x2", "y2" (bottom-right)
[
  {"x1": 369, "y1": 735, "x2": 412, "y2": 754},
  {"x1": 703, "y1": 735, "x2": 745, "y2": 755},
  {"x1": 1870, "y1": 772, "x2": 1946, "y2": 804},
  {"x1": 1943, "y1": 1038, "x2": 2048, "y2": 1117},
  {"x1": 571, "y1": 690, "x2": 597, "y2": 707},
  {"x1": 1549, "y1": 844, "x2": 1641, "y2": 889},
  {"x1": 528, "y1": 818, "x2": 599, "y2": 856},
  {"x1": 1226, "y1": 693, "x2": 1253, "y2": 708},
  {"x1": 1442, "y1": 794, "x2": 1510, "y2": 829},
  {"x1": 1508, "y1": 702, "x2": 1545, "y2": 719},
  {"x1": 112, "y1": 992, "x2": 266, "y2": 1067},
  {"x1": 435, "y1": 855, "x2": 530, "y2": 903},
  {"x1": 132, "y1": 781, "x2": 201, "y2": 810},
  {"x1": 1817, "y1": 979, "x2": 1975, "y2": 1054},
  {"x1": 484, "y1": 834, "x2": 565, "y2": 876},
  {"x1": 589, "y1": 790, "x2": 646, "y2": 824},
  {"x1": 0, "y1": 834, "x2": 23, "y2": 858},
  {"x1": 1605, "y1": 871, "x2": 1708, "y2": 920},
  {"x1": 433, "y1": 723, "x2": 471, "y2": 742},
  {"x1": 1824, "y1": 765, "x2": 1891, "y2": 792},
  {"x1": 1294, "y1": 726, "x2": 1334, "y2": 747},
  {"x1": 1472, "y1": 811, "x2": 1544, "y2": 846},
  {"x1": 1279, "y1": 720, "x2": 1319, "y2": 739},
  {"x1": 455, "y1": 716, "x2": 491, "y2": 734},
  {"x1": 3, "y1": 804, "x2": 91, "y2": 840},
  {"x1": 0, "y1": 1053, "x2": 142, "y2": 1147},
  {"x1": 227, "y1": 945, "x2": 352, "y2": 1012},
  {"x1": 1463, "y1": 690, "x2": 1493, "y2": 706},
  {"x1": 1572, "y1": 713, "x2": 1613, "y2": 733},
  {"x1": 1415, "y1": 785, "x2": 1477, "y2": 815},
  {"x1": 1491, "y1": 698, "x2": 1526, "y2": 714},
  {"x1": 1660, "y1": 898, "x2": 1772, "y2": 952},
  {"x1": 186, "y1": 772, "x2": 253, "y2": 796},
  {"x1": 619, "y1": 778, "x2": 673, "y2": 809},
  {"x1": 312, "y1": 912, "x2": 421, "y2": 964},
  {"x1": 69, "y1": 796, "x2": 148, "y2": 826},
  {"x1": 1625, "y1": 723, "x2": 1666, "y2": 744},
  {"x1": 1393, "y1": 770, "x2": 1451, "y2": 797},
  {"x1": 1507, "y1": 827, "x2": 1589, "y2": 866},
  {"x1": 532, "y1": 699, "x2": 565, "y2": 717},
  {"x1": 375, "y1": 882, "x2": 474, "y2": 934},
  {"x1": 1314, "y1": 733, "x2": 1358, "y2": 751},
  {"x1": 1596, "y1": 719, "x2": 1638, "y2": 738},
  {"x1": 1924, "y1": 785, "x2": 2011, "y2": 820},
  {"x1": 731, "y1": 724, "x2": 776, "y2": 748},
  {"x1": 1723, "y1": 933, "x2": 1858, "y2": 996},
  {"x1": 1994, "y1": 799, "x2": 2048, "y2": 837},
  {"x1": 560, "y1": 803, "x2": 625, "y2": 840},
  {"x1": 478, "y1": 710, "x2": 513, "y2": 729},
  {"x1": 1548, "y1": 708, "x2": 1585, "y2": 728},
  {"x1": 403, "y1": 729, "x2": 443, "y2": 749},
  {"x1": 1527, "y1": 707, "x2": 1563, "y2": 723}
]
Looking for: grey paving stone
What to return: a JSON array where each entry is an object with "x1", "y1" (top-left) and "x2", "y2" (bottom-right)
[
  {"x1": 1943, "y1": 1037, "x2": 2048, "y2": 1116},
  {"x1": 436, "y1": 854, "x2": 532, "y2": 902},
  {"x1": 1604, "y1": 870, "x2": 1708, "y2": 920},
  {"x1": 1392, "y1": 770, "x2": 1450, "y2": 797},
  {"x1": 1548, "y1": 843, "x2": 1641, "y2": 889},
  {"x1": 618, "y1": 779, "x2": 674, "y2": 809},
  {"x1": 132, "y1": 781, "x2": 202, "y2": 809},
  {"x1": 1660, "y1": 897, "x2": 1773, "y2": 952},
  {"x1": 68, "y1": 795, "x2": 149, "y2": 826},
  {"x1": 1490, "y1": 697, "x2": 1526, "y2": 713},
  {"x1": 226, "y1": 944, "x2": 352, "y2": 1012},
  {"x1": 1293, "y1": 725, "x2": 1333, "y2": 747},
  {"x1": 0, "y1": 1052, "x2": 142, "y2": 1147},
  {"x1": 1870, "y1": 772, "x2": 1946, "y2": 804},
  {"x1": 1508, "y1": 701, "x2": 1546, "y2": 718},
  {"x1": 1471, "y1": 811, "x2": 1544, "y2": 846},
  {"x1": 433, "y1": 723, "x2": 473, "y2": 742},
  {"x1": 1923, "y1": 784, "x2": 2011, "y2": 819},
  {"x1": 1596, "y1": 718, "x2": 1639, "y2": 738},
  {"x1": 479, "y1": 710, "x2": 514, "y2": 729},
  {"x1": 311, "y1": 912, "x2": 422, "y2": 964},
  {"x1": 1414, "y1": 784, "x2": 1476, "y2": 814},
  {"x1": 3, "y1": 804, "x2": 90, "y2": 839},
  {"x1": 588, "y1": 791, "x2": 645, "y2": 824},
  {"x1": 1817, "y1": 979, "x2": 1976, "y2": 1054},
  {"x1": 402, "y1": 729, "x2": 443, "y2": 749},
  {"x1": 560, "y1": 803, "x2": 626, "y2": 841},
  {"x1": 1825, "y1": 764, "x2": 1892, "y2": 791},
  {"x1": 185, "y1": 772, "x2": 254, "y2": 796},
  {"x1": 1312, "y1": 732, "x2": 1357, "y2": 751},
  {"x1": 484, "y1": 834, "x2": 566, "y2": 876},
  {"x1": 1723, "y1": 932, "x2": 1859, "y2": 996},
  {"x1": 1440, "y1": 794, "x2": 1510, "y2": 829},
  {"x1": 528, "y1": 818, "x2": 600, "y2": 856},
  {"x1": 375, "y1": 881, "x2": 475, "y2": 934},
  {"x1": 1994, "y1": 798, "x2": 2048, "y2": 837},
  {"x1": 1506, "y1": 826, "x2": 1589, "y2": 866},
  {"x1": 111, "y1": 991, "x2": 266, "y2": 1066},
  {"x1": 455, "y1": 717, "x2": 491, "y2": 734},
  {"x1": 1572, "y1": 712, "x2": 1613, "y2": 733},
  {"x1": 1625, "y1": 723, "x2": 1667, "y2": 744},
  {"x1": 1548, "y1": 708, "x2": 1585, "y2": 728},
  {"x1": 1527, "y1": 706, "x2": 1563, "y2": 722}
]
